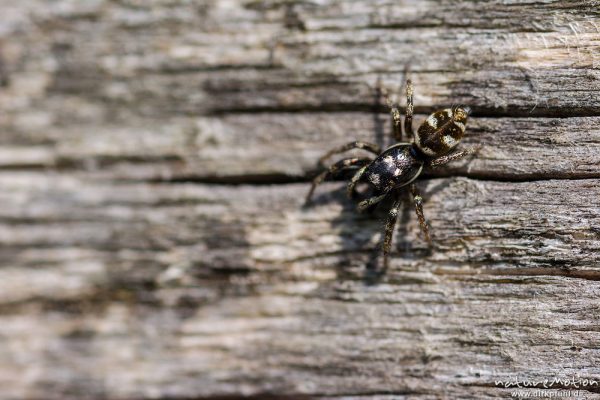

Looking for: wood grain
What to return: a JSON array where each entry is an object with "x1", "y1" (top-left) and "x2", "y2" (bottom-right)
[
  {"x1": 1, "y1": 0, "x2": 599, "y2": 399},
  {"x1": 2, "y1": 174, "x2": 600, "y2": 399}
]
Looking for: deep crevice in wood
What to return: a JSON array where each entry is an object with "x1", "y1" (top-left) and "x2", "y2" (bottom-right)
[
  {"x1": 207, "y1": 105, "x2": 600, "y2": 119},
  {"x1": 139, "y1": 172, "x2": 600, "y2": 186}
]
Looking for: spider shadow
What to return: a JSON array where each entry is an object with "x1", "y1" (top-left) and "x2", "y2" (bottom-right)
[
  {"x1": 372, "y1": 82, "x2": 388, "y2": 150},
  {"x1": 372, "y1": 71, "x2": 412, "y2": 149},
  {"x1": 303, "y1": 183, "x2": 380, "y2": 284},
  {"x1": 306, "y1": 174, "x2": 448, "y2": 286}
]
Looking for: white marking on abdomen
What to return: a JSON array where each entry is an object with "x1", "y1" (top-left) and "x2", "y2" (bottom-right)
[
  {"x1": 442, "y1": 135, "x2": 458, "y2": 148},
  {"x1": 426, "y1": 115, "x2": 438, "y2": 128}
]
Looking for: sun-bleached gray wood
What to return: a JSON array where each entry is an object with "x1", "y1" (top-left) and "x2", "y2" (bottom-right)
[
  {"x1": 1, "y1": 176, "x2": 600, "y2": 399},
  {"x1": 1, "y1": 0, "x2": 599, "y2": 399}
]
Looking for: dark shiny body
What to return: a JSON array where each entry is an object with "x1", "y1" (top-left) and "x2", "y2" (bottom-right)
[{"x1": 362, "y1": 144, "x2": 423, "y2": 193}]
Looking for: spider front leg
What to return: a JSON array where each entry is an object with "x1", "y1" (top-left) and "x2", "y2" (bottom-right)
[
  {"x1": 429, "y1": 146, "x2": 480, "y2": 167},
  {"x1": 382, "y1": 192, "x2": 402, "y2": 271},
  {"x1": 318, "y1": 141, "x2": 381, "y2": 165},
  {"x1": 410, "y1": 183, "x2": 431, "y2": 243},
  {"x1": 305, "y1": 157, "x2": 372, "y2": 204}
]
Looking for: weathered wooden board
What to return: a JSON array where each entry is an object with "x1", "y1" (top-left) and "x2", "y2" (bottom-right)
[
  {"x1": 2, "y1": 113, "x2": 600, "y2": 182},
  {"x1": 2, "y1": 174, "x2": 600, "y2": 399},
  {"x1": 0, "y1": 0, "x2": 599, "y2": 399}
]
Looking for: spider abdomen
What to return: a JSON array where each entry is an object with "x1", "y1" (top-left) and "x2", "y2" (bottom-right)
[
  {"x1": 363, "y1": 144, "x2": 423, "y2": 192},
  {"x1": 415, "y1": 106, "x2": 471, "y2": 157}
]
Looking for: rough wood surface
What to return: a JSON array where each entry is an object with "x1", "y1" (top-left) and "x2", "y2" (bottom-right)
[{"x1": 1, "y1": 1, "x2": 600, "y2": 399}]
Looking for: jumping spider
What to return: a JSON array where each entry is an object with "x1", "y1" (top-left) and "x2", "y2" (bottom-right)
[{"x1": 305, "y1": 79, "x2": 478, "y2": 270}]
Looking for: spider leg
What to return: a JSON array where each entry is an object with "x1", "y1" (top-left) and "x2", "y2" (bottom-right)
[
  {"x1": 357, "y1": 192, "x2": 388, "y2": 212},
  {"x1": 404, "y1": 79, "x2": 414, "y2": 140},
  {"x1": 382, "y1": 191, "x2": 402, "y2": 271},
  {"x1": 347, "y1": 164, "x2": 370, "y2": 199},
  {"x1": 318, "y1": 141, "x2": 381, "y2": 165},
  {"x1": 429, "y1": 146, "x2": 480, "y2": 167},
  {"x1": 410, "y1": 183, "x2": 431, "y2": 243},
  {"x1": 305, "y1": 157, "x2": 372, "y2": 204},
  {"x1": 379, "y1": 84, "x2": 403, "y2": 142}
]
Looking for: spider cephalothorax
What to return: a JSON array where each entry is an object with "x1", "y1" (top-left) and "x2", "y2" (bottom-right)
[{"x1": 305, "y1": 79, "x2": 478, "y2": 270}]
